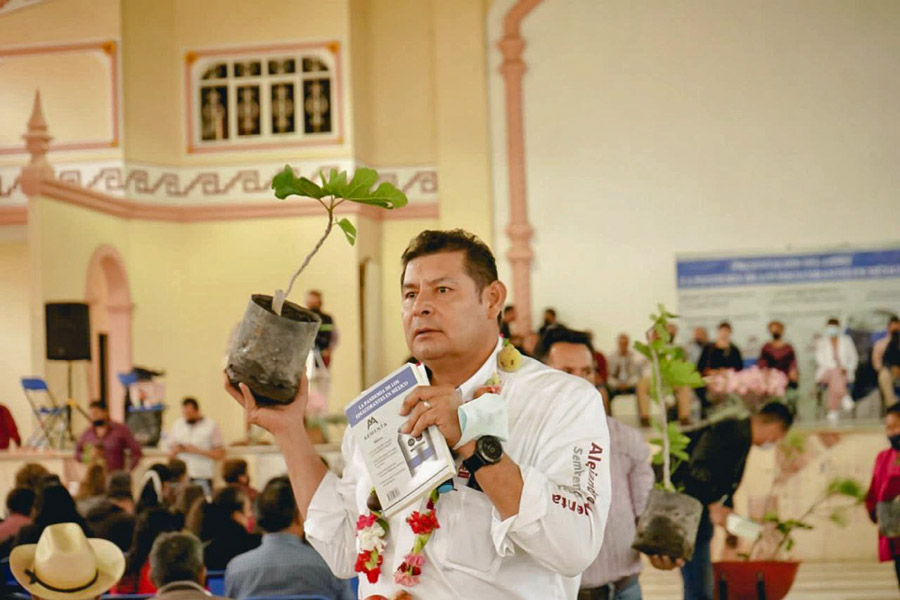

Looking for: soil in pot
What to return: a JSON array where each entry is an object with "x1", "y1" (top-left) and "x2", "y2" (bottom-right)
[
  {"x1": 877, "y1": 498, "x2": 900, "y2": 538},
  {"x1": 632, "y1": 488, "x2": 703, "y2": 561},
  {"x1": 226, "y1": 294, "x2": 321, "y2": 405}
]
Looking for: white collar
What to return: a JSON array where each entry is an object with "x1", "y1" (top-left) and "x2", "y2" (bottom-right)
[
  {"x1": 456, "y1": 338, "x2": 504, "y2": 403},
  {"x1": 157, "y1": 580, "x2": 210, "y2": 595}
]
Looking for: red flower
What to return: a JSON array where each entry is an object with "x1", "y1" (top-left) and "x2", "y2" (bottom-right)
[
  {"x1": 355, "y1": 551, "x2": 371, "y2": 573},
  {"x1": 407, "y1": 510, "x2": 440, "y2": 535},
  {"x1": 366, "y1": 567, "x2": 381, "y2": 583},
  {"x1": 357, "y1": 513, "x2": 378, "y2": 530}
]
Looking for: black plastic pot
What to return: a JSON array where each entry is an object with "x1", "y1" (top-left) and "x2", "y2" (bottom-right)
[
  {"x1": 226, "y1": 294, "x2": 321, "y2": 405},
  {"x1": 877, "y1": 499, "x2": 900, "y2": 538},
  {"x1": 632, "y1": 488, "x2": 704, "y2": 561}
]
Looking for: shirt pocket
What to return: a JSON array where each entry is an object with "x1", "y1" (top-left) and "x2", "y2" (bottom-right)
[{"x1": 432, "y1": 486, "x2": 502, "y2": 578}]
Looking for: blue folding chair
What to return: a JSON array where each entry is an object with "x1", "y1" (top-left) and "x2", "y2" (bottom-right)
[
  {"x1": 206, "y1": 570, "x2": 226, "y2": 596},
  {"x1": 2, "y1": 557, "x2": 20, "y2": 588}
]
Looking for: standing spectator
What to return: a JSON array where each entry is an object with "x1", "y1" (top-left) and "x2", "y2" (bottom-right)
[
  {"x1": 306, "y1": 290, "x2": 338, "y2": 368},
  {"x1": 166, "y1": 397, "x2": 225, "y2": 494},
  {"x1": 0, "y1": 488, "x2": 34, "y2": 546},
  {"x1": 75, "y1": 401, "x2": 144, "y2": 471},
  {"x1": 585, "y1": 331, "x2": 609, "y2": 389},
  {"x1": 76, "y1": 462, "x2": 108, "y2": 516},
  {"x1": 686, "y1": 327, "x2": 709, "y2": 367},
  {"x1": 539, "y1": 329, "x2": 663, "y2": 600},
  {"x1": 815, "y1": 317, "x2": 859, "y2": 424},
  {"x1": 866, "y1": 402, "x2": 900, "y2": 590},
  {"x1": 222, "y1": 458, "x2": 258, "y2": 503},
  {"x1": 9, "y1": 523, "x2": 125, "y2": 600},
  {"x1": 757, "y1": 320, "x2": 799, "y2": 388},
  {"x1": 873, "y1": 316, "x2": 900, "y2": 406},
  {"x1": 148, "y1": 532, "x2": 228, "y2": 600},
  {"x1": 608, "y1": 333, "x2": 649, "y2": 426},
  {"x1": 501, "y1": 305, "x2": 518, "y2": 341},
  {"x1": 538, "y1": 307, "x2": 560, "y2": 338},
  {"x1": 14, "y1": 463, "x2": 50, "y2": 492},
  {"x1": 225, "y1": 476, "x2": 354, "y2": 600},
  {"x1": 111, "y1": 507, "x2": 181, "y2": 595},
  {"x1": 199, "y1": 487, "x2": 260, "y2": 570},
  {"x1": 672, "y1": 403, "x2": 793, "y2": 600},
  {"x1": 0, "y1": 402, "x2": 21, "y2": 449},
  {"x1": 698, "y1": 322, "x2": 744, "y2": 375}
]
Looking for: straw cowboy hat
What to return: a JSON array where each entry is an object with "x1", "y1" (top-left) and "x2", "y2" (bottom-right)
[{"x1": 10, "y1": 523, "x2": 125, "y2": 600}]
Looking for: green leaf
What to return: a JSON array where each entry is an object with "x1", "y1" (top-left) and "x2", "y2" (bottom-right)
[
  {"x1": 633, "y1": 341, "x2": 652, "y2": 359},
  {"x1": 827, "y1": 478, "x2": 865, "y2": 501},
  {"x1": 337, "y1": 218, "x2": 357, "y2": 246},
  {"x1": 350, "y1": 181, "x2": 408, "y2": 209},
  {"x1": 271, "y1": 166, "x2": 326, "y2": 200},
  {"x1": 829, "y1": 510, "x2": 847, "y2": 526},
  {"x1": 660, "y1": 358, "x2": 705, "y2": 388}
]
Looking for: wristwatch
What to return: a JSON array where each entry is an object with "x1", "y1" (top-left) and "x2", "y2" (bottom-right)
[{"x1": 462, "y1": 435, "x2": 503, "y2": 491}]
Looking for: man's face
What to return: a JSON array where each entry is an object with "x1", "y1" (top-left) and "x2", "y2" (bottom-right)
[
  {"x1": 717, "y1": 326, "x2": 731, "y2": 343},
  {"x1": 693, "y1": 327, "x2": 708, "y2": 344},
  {"x1": 886, "y1": 413, "x2": 900, "y2": 437},
  {"x1": 402, "y1": 251, "x2": 504, "y2": 362},
  {"x1": 306, "y1": 293, "x2": 322, "y2": 311},
  {"x1": 544, "y1": 311, "x2": 556, "y2": 324},
  {"x1": 503, "y1": 308, "x2": 516, "y2": 324},
  {"x1": 89, "y1": 406, "x2": 108, "y2": 425},
  {"x1": 890, "y1": 321, "x2": 900, "y2": 335},
  {"x1": 769, "y1": 323, "x2": 784, "y2": 339},
  {"x1": 617, "y1": 334, "x2": 629, "y2": 354},
  {"x1": 546, "y1": 342, "x2": 595, "y2": 384},
  {"x1": 182, "y1": 404, "x2": 199, "y2": 422},
  {"x1": 752, "y1": 421, "x2": 787, "y2": 446}
]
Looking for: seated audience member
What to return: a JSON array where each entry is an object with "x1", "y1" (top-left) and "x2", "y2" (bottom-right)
[
  {"x1": 0, "y1": 488, "x2": 35, "y2": 545},
  {"x1": 757, "y1": 320, "x2": 799, "y2": 387},
  {"x1": 9, "y1": 522, "x2": 125, "y2": 600},
  {"x1": 607, "y1": 333, "x2": 650, "y2": 426},
  {"x1": 106, "y1": 470, "x2": 136, "y2": 512},
  {"x1": 225, "y1": 476, "x2": 355, "y2": 600},
  {"x1": 873, "y1": 316, "x2": 900, "y2": 406},
  {"x1": 75, "y1": 401, "x2": 143, "y2": 471},
  {"x1": 14, "y1": 462, "x2": 50, "y2": 492},
  {"x1": 111, "y1": 507, "x2": 181, "y2": 595},
  {"x1": 85, "y1": 470, "x2": 136, "y2": 552},
  {"x1": 149, "y1": 532, "x2": 228, "y2": 600},
  {"x1": 539, "y1": 328, "x2": 673, "y2": 599},
  {"x1": 815, "y1": 317, "x2": 859, "y2": 424},
  {"x1": 671, "y1": 402, "x2": 793, "y2": 600},
  {"x1": 176, "y1": 483, "x2": 206, "y2": 520},
  {"x1": 222, "y1": 458, "x2": 258, "y2": 502},
  {"x1": 639, "y1": 322, "x2": 694, "y2": 425},
  {"x1": 167, "y1": 457, "x2": 188, "y2": 506},
  {"x1": 698, "y1": 321, "x2": 744, "y2": 375},
  {"x1": 76, "y1": 462, "x2": 108, "y2": 516},
  {"x1": 686, "y1": 327, "x2": 709, "y2": 367},
  {"x1": 200, "y1": 487, "x2": 260, "y2": 570},
  {"x1": 0, "y1": 401, "x2": 21, "y2": 449},
  {"x1": 500, "y1": 304, "x2": 517, "y2": 341},
  {"x1": 137, "y1": 463, "x2": 174, "y2": 513},
  {"x1": 13, "y1": 483, "x2": 91, "y2": 548},
  {"x1": 538, "y1": 307, "x2": 561, "y2": 338},
  {"x1": 866, "y1": 402, "x2": 900, "y2": 590}
]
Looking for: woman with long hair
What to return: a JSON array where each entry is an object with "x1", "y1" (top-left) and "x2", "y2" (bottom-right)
[
  {"x1": 12, "y1": 483, "x2": 90, "y2": 546},
  {"x1": 135, "y1": 463, "x2": 172, "y2": 514},
  {"x1": 109, "y1": 507, "x2": 180, "y2": 594},
  {"x1": 200, "y1": 486, "x2": 260, "y2": 570},
  {"x1": 76, "y1": 462, "x2": 108, "y2": 515}
]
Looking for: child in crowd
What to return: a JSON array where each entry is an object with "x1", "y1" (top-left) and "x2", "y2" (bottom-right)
[{"x1": 867, "y1": 403, "x2": 900, "y2": 589}]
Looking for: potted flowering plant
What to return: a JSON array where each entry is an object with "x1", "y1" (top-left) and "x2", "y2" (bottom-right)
[
  {"x1": 225, "y1": 166, "x2": 407, "y2": 404},
  {"x1": 706, "y1": 366, "x2": 790, "y2": 412},
  {"x1": 631, "y1": 306, "x2": 707, "y2": 560}
]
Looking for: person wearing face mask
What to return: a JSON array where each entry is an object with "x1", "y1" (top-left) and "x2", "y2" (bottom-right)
[
  {"x1": 75, "y1": 401, "x2": 143, "y2": 471},
  {"x1": 814, "y1": 317, "x2": 859, "y2": 424},
  {"x1": 865, "y1": 402, "x2": 900, "y2": 589},
  {"x1": 872, "y1": 316, "x2": 900, "y2": 407},
  {"x1": 670, "y1": 402, "x2": 793, "y2": 600},
  {"x1": 165, "y1": 397, "x2": 225, "y2": 495},
  {"x1": 756, "y1": 321, "x2": 798, "y2": 388}
]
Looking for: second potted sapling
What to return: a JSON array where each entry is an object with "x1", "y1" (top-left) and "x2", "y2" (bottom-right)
[
  {"x1": 631, "y1": 305, "x2": 706, "y2": 561},
  {"x1": 226, "y1": 166, "x2": 407, "y2": 404}
]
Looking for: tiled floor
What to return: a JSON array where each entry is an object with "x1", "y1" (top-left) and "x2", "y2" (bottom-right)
[{"x1": 640, "y1": 561, "x2": 899, "y2": 599}]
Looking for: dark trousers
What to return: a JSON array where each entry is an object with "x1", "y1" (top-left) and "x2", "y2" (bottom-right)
[
  {"x1": 681, "y1": 513, "x2": 714, "y2": 600},
  {"x1": 895, "y1": 557, "x2": 900, "y2": 590}
]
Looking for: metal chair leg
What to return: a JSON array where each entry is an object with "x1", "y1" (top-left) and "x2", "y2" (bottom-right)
[
  {"x1": 756, "y1": 572, "x2": 767, "y2": 600},
  {"x1": 718, "y1": 573, "x2": 728, "y2": 600}
]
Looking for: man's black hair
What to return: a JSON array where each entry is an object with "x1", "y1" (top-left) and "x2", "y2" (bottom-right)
[
  {"x1": 89, "y1": 400, "x2": 107, "y2": 411},
  {"x1": 6, "y1": 488, "x2": 35, "y2": 516},
  {"x1": 255, "y1": 476, "x2": 298, "y2": 533},
  {"x1": 718, "y1": 321, "x2": 732, "y2": 331},
  {"x1": 886, "y1": 403, "x2": 900, "y2": 418},
  {"x1": 535, "y1": 327, "x2": 595, "y2": 363},
  {"x1": 757, "y1": 401, "x2": 794, "y2": 430},
  {"x1": 181, "y1": 397, "x2": 199, "y2": 411},
  {"x1": 400, "y1": 229, "x2": 498, "y2": 294}
]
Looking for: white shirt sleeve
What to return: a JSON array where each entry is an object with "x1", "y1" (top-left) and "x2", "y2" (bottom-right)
[
  {"x1": 304, "y1": 430, "x2": 364, "y2": 579},
  {"x1": 489, "y1": 375, "x2": 611, "y2": 577}
]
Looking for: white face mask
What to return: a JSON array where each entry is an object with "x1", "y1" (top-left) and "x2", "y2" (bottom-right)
[
  {"x1": 759, "y1": 442, "x2": 776, "y2": 451},
  {"x1": 825, "y1": 325, "x2": 840, "y2": 338}
]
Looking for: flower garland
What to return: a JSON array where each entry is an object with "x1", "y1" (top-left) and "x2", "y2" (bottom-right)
[{"x1": 355, "y1": 339, "x2": 522, "y2": 593}]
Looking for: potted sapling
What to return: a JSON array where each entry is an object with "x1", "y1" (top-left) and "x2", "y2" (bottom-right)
[
  {"x1": 225, "y1": 166, "x2": 407, "y2": 404},
  {"x1": 631, "y1": 305, "x2": 706, "y2": 561}
]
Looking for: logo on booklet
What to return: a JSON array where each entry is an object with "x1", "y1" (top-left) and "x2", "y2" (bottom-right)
[{"x1": 367, "y1": 417, "x2": 379, "y2": 429}]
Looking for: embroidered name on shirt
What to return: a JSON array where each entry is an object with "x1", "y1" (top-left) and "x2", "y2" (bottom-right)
[{"x1": 553, "y1": 441, "x2": 603, "y2": 517}]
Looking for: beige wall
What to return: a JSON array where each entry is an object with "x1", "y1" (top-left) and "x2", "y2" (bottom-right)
[
  {"x1": 0, "y1": 240, "x2": 33, "y2": 442},
  {"x1": 489, "y1": 0, "x2": 900, "y2": 351}
]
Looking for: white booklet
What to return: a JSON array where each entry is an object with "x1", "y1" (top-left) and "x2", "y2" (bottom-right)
[{"x1": 344, "y1": 362, "x2": 456, "y2": 519}]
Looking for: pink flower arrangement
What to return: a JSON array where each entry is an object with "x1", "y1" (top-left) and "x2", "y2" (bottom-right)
[{"x1": 706, "y1": 366, "x2": 789, "y2": 402}]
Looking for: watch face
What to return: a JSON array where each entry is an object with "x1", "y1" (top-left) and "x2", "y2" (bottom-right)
[{"x1": 478, "y1": 436, "x2": 503, "y2": 463}]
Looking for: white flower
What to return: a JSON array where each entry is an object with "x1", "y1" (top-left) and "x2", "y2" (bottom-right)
[{"x1": 358, "y1": 523, "x2": 387, "y2": 553}]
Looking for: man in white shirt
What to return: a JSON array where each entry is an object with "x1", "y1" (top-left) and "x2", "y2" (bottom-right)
[
  {"x1": 166, "y1": 397, "x2": 225, "y2": 494},
  {"x1": 225, "y1": 229, "x2": 611, "y2": 600}
]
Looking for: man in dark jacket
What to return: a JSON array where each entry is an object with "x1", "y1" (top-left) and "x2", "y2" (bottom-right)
[{"x1": 672, "y1": 402, "x2": 794, "y2": 600}]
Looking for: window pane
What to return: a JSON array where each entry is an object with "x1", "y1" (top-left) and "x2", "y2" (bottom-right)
[
  {"x1": 271, "y1": 83, "x2": 296, "y2": 134},
  {"x1": 234, "y1": 60, "x2": 262, "y2": 78},
  {"x1": 268, "y1": 58, "x2": 296, "y2": 75},
  {"x1": 302, "y1": 57, "x2": 329, "y2": 73},
  {"x1": 201, "y1": 62, "x2": 227, "y2": 80},
  {"x1": 302, "y1": 78, "x2": 332, "y2": 134},
  {"x1": 200, "y1": 86, "x2": 229, "y2": 141},
  {"x1": 236, "y1": 86, "x2": 261, "y2": 136}
]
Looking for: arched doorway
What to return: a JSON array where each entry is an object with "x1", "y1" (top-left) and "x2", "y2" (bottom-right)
[{"x1": 85, "y1": 245, "x2": 132, "y2": 422}]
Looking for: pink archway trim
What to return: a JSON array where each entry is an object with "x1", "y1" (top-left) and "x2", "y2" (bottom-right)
[
  {"x1": 85, "y1": 244, "x2": 133, "y2": 421},
  {"x1": 499, "y1": 0, "x2": 544, "y2": 335}
]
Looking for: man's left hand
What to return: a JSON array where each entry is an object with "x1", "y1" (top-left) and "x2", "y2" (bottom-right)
[
  {"x1": 708, "y1": 502, "x2": 733, "y2": 527},
  {"x1": 399, "y1": 386, "x2": 463, "y2": 447}
]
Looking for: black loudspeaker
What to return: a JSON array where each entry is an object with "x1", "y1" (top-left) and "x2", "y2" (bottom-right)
[{"x1": 45, "y1": 302, "x2": 91, "y2": 361}]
